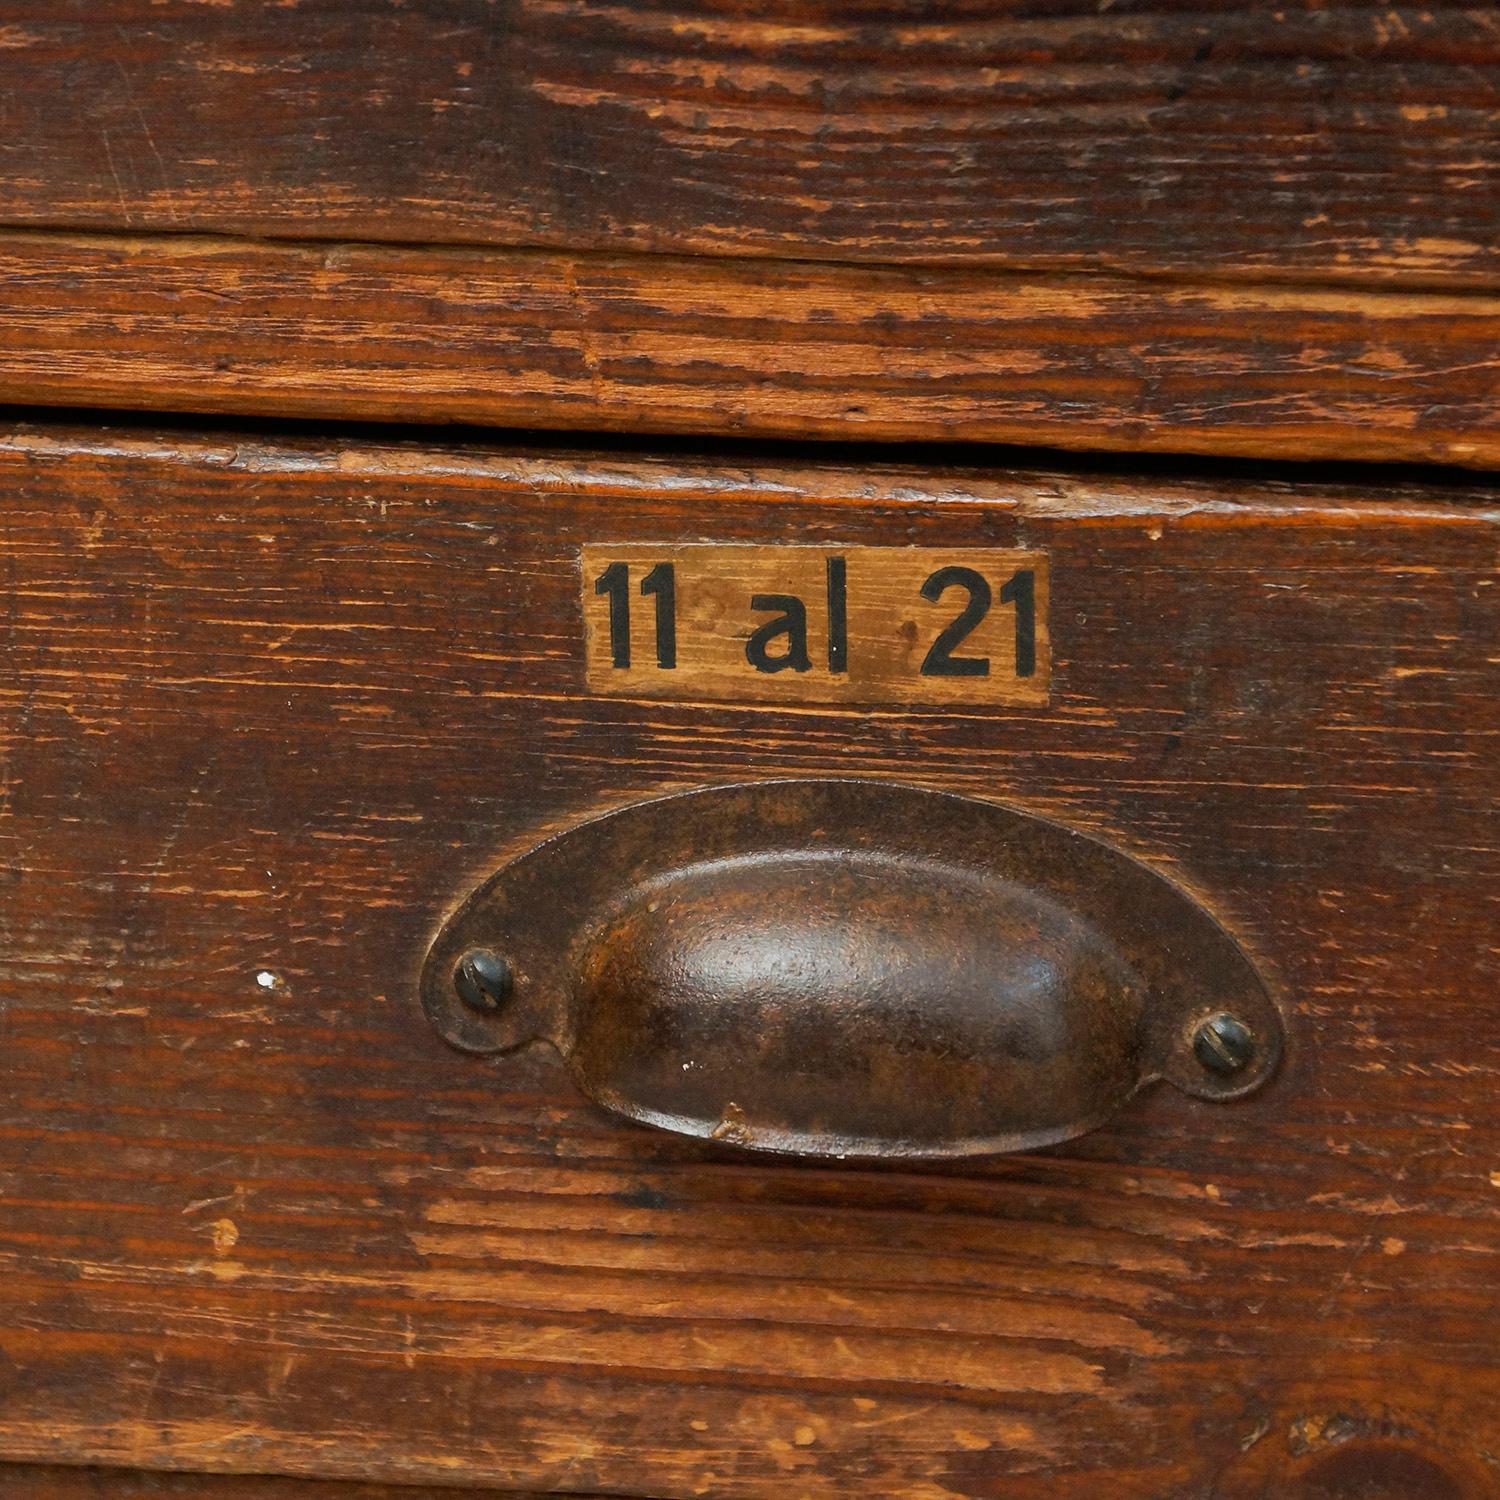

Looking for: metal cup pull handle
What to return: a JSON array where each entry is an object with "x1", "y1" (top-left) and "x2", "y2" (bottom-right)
[{"x1": 422, "y1": 780, "x2": 1283, "y2": 1160}]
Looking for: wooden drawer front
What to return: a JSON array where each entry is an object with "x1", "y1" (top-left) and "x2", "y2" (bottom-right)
[
  {"x1": 0, "y1": 427, "x2": 1496, "y2": 1498},
  {"x1": 0, "y1": 10, "x2": 1496, "y2": 471},
  {"x1": 0, "y1": 3, "x2": 1494, "y2": 286}
]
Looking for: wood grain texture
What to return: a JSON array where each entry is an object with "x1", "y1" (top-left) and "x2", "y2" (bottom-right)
[
  {"x1": 1, "y1": 233, "x2": 1496, "y2": 468},
  {"x1": 0, "y1": 1463, "x2": 570, "y2": 1499},
  {"x1": 0, "y1": 2, "x2": 1496, "y2": 286},
  {"x1": 0, "y1": 427, "x2": 1497, "y2": 1498}
]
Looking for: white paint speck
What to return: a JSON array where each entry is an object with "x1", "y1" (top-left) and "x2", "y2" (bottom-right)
[{"x1": 255, "y1": 970, "x2": 279, "y2": 990}]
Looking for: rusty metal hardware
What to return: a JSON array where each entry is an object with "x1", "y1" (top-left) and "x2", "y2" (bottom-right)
[
  {"x1": 453, "y1": 948, "x2": 512, "y2": 1014},
  {"x1": 421, "y1": 781, "x2": 1283, "y2": 1159}
]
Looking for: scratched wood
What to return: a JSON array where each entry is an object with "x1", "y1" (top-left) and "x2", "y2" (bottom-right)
[
  {"x1": 0, "y1": 1463, "x2": 571, "y2": 1498},
  {"x1": 0, "y1": 233, "x2": 1495, "y2": 470},
  {"x1": 0, "y1": 426, "x2": 1495, "y2": 1497},
  {"x1": 0, "y1": 3, "x2": 1495, "y2": 286}
]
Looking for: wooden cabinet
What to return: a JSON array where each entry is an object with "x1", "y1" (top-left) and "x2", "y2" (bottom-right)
[
  {"x1": 0, "y1": 432, "x2": 1496, "y2": 1496},
  {"x1": 0, "y1": 6, "x2": 1496, "y2": 1498}
]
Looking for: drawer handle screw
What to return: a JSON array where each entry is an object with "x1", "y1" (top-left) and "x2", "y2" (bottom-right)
[
  {"x1": 1193, "y1": 1012, "x2": 1255, "y2": 1075},
  {"x1": 454, "y1": 948, "x2": 513, "y2": 1014}
]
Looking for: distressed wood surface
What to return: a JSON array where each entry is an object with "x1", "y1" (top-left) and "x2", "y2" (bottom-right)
[
  {"x1": 0, "y1": 2, "x2": 1495, "y2": 286},
  {"x1": 1, "y1": 233, "x2": 1497, "y2": 469},
  {"x1": 0, "y1": 1463, "x2": 569, "y2": 1499},
  {"x1": 0, "y1": 427, "x2": 1495, "y2": 1497}
]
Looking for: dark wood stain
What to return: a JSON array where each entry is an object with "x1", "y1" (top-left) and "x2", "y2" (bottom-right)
[
  {"x1": 0, "y1": 3, "x2": 1494, "y2": 284},
  {"x1": 0, "y1": 1464, "x2": 576, "y2": 1499},
  {"x1": 0, "y1": 427, "x2": 1495, "y2": 1496},
  {"x1": 0, "y1": 233, "x2": 1494, "y2": 469}
]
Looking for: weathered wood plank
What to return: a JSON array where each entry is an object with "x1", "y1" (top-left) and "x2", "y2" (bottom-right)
[
  {"x1": 0, "y1": 429, "x2": 1495, "y2": 1496},
  {"x1": 0, "y1": 3, "x2": 1494, "y2": 285},
  {"x1": 0, "y1": 234, "x2": 1495, "y2": 468},
  {"x1": 0, "y1": 1464, "x2": 574, "y2": 1499}
]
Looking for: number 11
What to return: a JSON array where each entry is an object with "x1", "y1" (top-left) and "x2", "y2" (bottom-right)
[{"x1": 594, "y1": 562, "x2": 677, "y2": 670}]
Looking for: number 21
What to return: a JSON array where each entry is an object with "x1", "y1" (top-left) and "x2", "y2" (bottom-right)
[{"x1": 919, "y1": 566, "x2": 1036, "y2": 679}]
